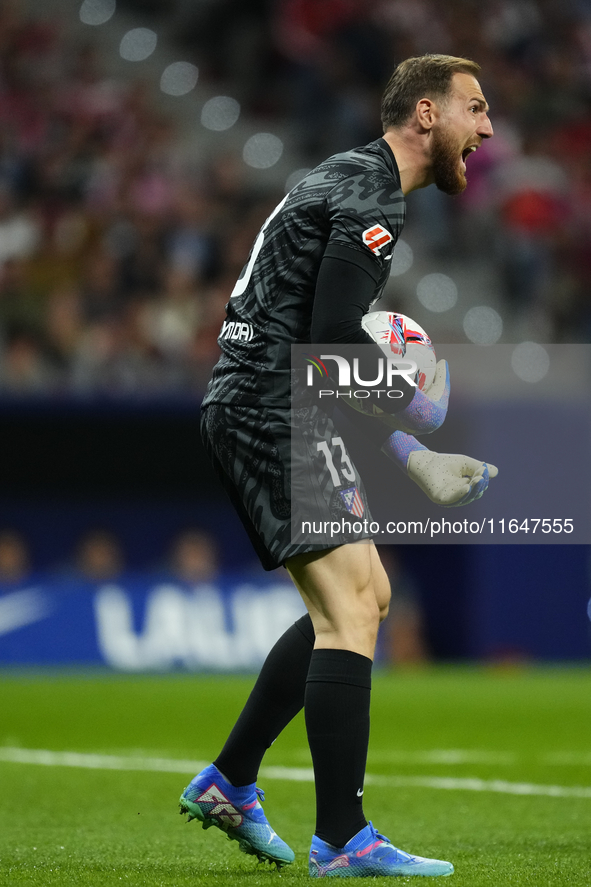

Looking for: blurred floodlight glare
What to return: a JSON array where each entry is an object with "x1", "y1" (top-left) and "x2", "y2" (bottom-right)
[
  {"x1": 201, "y1": 96, "x2": 240, "y2": 131},
  {"x1": 80, "y1": 0, "x2": 116, "y2": 25},
  {"x1": 463, "y1": 306, "x2": 503, "y2": 344},
  {"x1": 160, "y1": 62, "x2": 198, "y2": 96},
  {"x1": 511, "y1": 341, "x2": 550, "y2": 383},
  {"x1": 285, "y1": 168, "x2": 311, "y2": 192},
  {"x1": 243, "y1": 133, "x2": 284, "y2": 169},
  {"x1": 120, "y1": 28, "x2": 157, "y2": 62},
  {"x1": 389, "y1": 239, "x2": 413, "y2": 277},
  {"x1": 416, "y1": 273, "x2": 457, "y2": 311}
]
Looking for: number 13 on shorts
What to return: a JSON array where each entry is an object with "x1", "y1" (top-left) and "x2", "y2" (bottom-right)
[{"x1": 317, "y1": 437, "x2": 356, "y2": 487}]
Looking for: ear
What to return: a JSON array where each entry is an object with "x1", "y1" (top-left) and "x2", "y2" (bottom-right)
[{"x1": 416, "y1": 97, "x2": 436, "y2": 131}]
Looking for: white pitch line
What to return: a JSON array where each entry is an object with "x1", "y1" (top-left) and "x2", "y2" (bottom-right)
[
  {"x1": 261, "y1": 766, "x2": 591, "y2": 799},
  {"x1": 0, "y1": 747, "x2": 208, "y2": 774},
  {"x1": 367, "y1": 749, "x2": 518, "y2": 765},
  {"x1": 367, "y1": 775, "x2": 591, "y2": 799},
  {"x1": 1, "y1": 747, "x2": 591, "y2": 799}
]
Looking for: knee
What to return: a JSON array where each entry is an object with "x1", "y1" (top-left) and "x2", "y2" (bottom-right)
[{"x1": 322, "y1": 584, "x2": 381, "y2": 647}]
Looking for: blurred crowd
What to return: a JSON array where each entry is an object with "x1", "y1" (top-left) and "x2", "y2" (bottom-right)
[
  {"x1": 176, "y1": 0, "x2": 591, "y2": 342},
  {"x1": 0, "y1": 525, "x2": 221, "y2": 582},
  {"x1": 1, "y1": 0, "x2": 591, "y2": 395},
  {"x1": 0, "y1": 2, "x2": 282, "y2": 395}
]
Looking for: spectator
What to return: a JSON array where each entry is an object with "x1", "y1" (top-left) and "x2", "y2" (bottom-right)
[
  {"x1": 0, "y1": 529, "x2": 31, "y2": 583},
  {"x1": 73, "y1": 529, "x2": 124, "y2": 581},
  {"x1": 140, "y1": 268, "x2": 203, "y2": 362},
  {"x1": 168, "y1": 529, "x2": 219, "y2": 583}
]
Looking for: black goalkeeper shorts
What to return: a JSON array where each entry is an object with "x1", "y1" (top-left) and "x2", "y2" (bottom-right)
[{"x1": 200, "y1": 402, "x2": 374, "y2": 571}]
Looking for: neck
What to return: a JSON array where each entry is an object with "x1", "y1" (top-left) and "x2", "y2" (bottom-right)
[{"x1": 382, "y1": 128, "x2": 434, "y2": 195}]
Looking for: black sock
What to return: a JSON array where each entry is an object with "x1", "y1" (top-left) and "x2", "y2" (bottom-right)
[
  {"x1": 214, "y1": 614, "x2": 315, "y2": 786},
  {"x1": 305, "y1": 648, "x2": 372, "y2": 848}
]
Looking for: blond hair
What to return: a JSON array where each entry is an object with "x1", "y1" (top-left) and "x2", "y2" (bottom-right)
[{"x1": 381, "y1": 54, "x2": 481, "y2": 131}]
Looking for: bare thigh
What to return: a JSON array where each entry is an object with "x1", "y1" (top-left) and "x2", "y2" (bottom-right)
[{"x1": 286, "y1": 541, "x2": 391, "y2": 660}]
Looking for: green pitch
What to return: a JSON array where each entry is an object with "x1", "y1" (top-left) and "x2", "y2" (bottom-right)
[{"x1": 1, "y1": 667, "x2": 590, "y2": 886}]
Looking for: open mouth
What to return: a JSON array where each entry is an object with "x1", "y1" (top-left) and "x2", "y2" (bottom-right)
[{"x1": 461, "y1": 145, "x2": 478, "y2": 168}]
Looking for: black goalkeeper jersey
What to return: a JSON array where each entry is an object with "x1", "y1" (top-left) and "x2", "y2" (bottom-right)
[{"x1": 202, "y1": 138, "x2": 406, "y2": 408}]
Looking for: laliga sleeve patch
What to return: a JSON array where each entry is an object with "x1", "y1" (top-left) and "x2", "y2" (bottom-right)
[{"x1": 362, "y1": 224, "x2": 393, "y2": 256}]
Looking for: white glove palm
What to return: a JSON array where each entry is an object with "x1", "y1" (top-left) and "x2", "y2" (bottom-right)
[{"x1": 407, "y1": 450, "x2": 498, "y2": 507}]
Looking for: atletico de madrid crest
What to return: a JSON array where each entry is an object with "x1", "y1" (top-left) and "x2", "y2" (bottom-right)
[{"x1": 340, "y1": 487, "x2": 365, "y2": 517}]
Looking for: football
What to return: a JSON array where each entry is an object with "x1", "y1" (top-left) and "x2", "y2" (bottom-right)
[
  {"x1": 339, "y1": 311, "x2": 437, "y2": 424},
  {"x1": 361, "y1": 311, "x2": 436, "y2": 392}
]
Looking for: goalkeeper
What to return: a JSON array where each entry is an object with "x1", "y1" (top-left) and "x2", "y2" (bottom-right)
[{"x1": 180, "y1": 54, "x2": 495, "y2": 878}]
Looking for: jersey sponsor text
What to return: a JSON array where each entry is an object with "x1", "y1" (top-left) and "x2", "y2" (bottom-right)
[{"x1": 220, "y1": 320, "x2": 254, "y2": 342}]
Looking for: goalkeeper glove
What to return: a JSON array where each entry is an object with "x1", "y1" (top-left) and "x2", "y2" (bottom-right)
[{"x1": 382, "y1": 430, "x2": 498, "y2": 507}]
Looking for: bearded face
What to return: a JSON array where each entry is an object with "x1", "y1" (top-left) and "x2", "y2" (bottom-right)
[{"x1": 430, "y1": 124, "x2": 468, "y2": 196}]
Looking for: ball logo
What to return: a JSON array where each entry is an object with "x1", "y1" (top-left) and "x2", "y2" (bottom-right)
[{"x1": 362, "y1": 224, "x2": 393, "y2": 256}]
